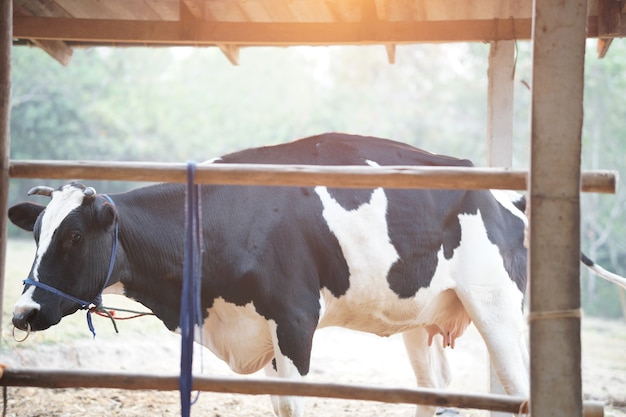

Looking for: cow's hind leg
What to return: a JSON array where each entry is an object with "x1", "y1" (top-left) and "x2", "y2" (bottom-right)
[
  {"x1": 403, "y1": 327, "x2": 452, "y2": 417},
  {"x1": 455, "y1": 284, "x2": 529, "y2": 399}
]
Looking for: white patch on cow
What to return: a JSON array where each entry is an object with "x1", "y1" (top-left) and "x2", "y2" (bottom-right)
[
  {"x1": 13, "y1": 286, "x2": 40, "y2": 316},
  {"x1": 315, "y1": 186, "x2": 407, "y2": 332},
  {"x1": 266, "y1": 320, "x2": 305, "y2": 417},
  {"x1": 315, "y1": 186, "x2": 398, "y2": 284},
  {"x1": 364, "y1": 159, "x2": 380, "y2": 167},
  {"x1": 451, "y1": 211, "x2": 525, "y2": 299},
  {"x1": 102, "y1": 282, "x2": 125, "y2": 295},
  {"x1": 490, "y1": 189, "x2": 530, "y2": 249},
  {"x1": 201, "y1": 157, "x2": 222, "y2": 164},
  {"x1": 34, "y1": 185, "x2": 86, "y2": 281},
  {"x1": 317, "y1": 291, "x2": 326, "y2": 320},
  {"x1": 490, "y1": 189, "x2": 527, "y2": 226},
  {"x1": 200, "y1": 297, "x2": 274, "y2": 374}
]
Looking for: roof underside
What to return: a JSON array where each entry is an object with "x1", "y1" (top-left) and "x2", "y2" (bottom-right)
[{"x1": 12, "y1": 0, "x2": 626, "y2": 65}]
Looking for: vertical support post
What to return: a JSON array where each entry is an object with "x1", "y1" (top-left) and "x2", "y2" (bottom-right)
[
  {"x1": 0, "y1": 0, "x2": 12, "y2": 338},
  {"x1": 487, "y1": 40, "x2": 514, "y2": 168},
  {"x1": 529, "y1": 0, "x2": 587, "y2": 416},
  {"x1": 486, "y1": 39, "x2": 515, "y2": 417}
]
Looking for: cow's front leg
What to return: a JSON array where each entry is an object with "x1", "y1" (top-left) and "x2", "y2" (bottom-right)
[
  {"x1": 403, "y1": 327, "x2": 452, "y2": 417},
  {"x1": 263, "y1": 358, "x2": 304, "y2": 417},
  {"x1": 263, "y1": 320, "x2": 313, "y2": 417}
]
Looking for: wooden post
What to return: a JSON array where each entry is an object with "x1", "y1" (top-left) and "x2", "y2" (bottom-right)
[
  {"x1": 486, "y1": 39, "x2": 515, "y2": 417},
  {"x1": 0, "y1": 0, "x2": 12, "y2": 339},
  {"x1": 529, "y1": 0, "x2": 587, "y2": 416},
  {"x1": 487, "y1": 40, "x2": 514, "y2": 168}
]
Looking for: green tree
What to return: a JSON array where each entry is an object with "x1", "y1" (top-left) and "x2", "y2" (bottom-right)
[{"x1": 580, "y1": 41, "x2": 626, "y2": 318}]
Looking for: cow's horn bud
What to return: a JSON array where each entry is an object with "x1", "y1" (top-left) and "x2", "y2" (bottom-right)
[
  {"x1": 84, "y1": 187, "x2": 96, "y2": 197},
  {"x1": 27, "y1": 186, "x2": 55, "y2": 197}
]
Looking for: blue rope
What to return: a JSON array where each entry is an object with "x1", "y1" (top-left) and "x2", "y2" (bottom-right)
[
  {"x1": 180, "y1": 162, "x2": 203, "y2": 417},
  {"x1": 98, "y1": 195, "x2": 119, "y2": 306},
  {"x1": 23, "y1": 278, "x2": 99, "y2": 337},
  {"x1": 23, "y1": 278, "x2": 91, "y2": 309}
]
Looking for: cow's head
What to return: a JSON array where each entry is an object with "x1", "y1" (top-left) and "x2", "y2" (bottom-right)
[{"x1": 8, "y1": 183, "x2": 118, "y2": 332}]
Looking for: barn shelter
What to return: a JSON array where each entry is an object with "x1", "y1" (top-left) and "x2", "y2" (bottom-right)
[
  {"x1": 7, "y1": 0, "x2": 626, "y2": 65},
  {"x1": 0, "y1": 1, "x2": 624, "y2": 417}
]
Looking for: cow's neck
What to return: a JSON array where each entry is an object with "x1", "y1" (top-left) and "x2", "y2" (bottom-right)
[{"x1": 112, "y1": 184, "x2": 190, "y2": 330}]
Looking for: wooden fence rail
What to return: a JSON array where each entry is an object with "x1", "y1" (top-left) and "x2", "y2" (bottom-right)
[
  {"x1": 8, "y1": 160, "x2": 618, "y2": 193},
  {"x1": 0, "y1": 367, "x2": 605, "y2": 416}
]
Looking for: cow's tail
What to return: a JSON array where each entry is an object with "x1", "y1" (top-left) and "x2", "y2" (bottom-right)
[
  {"x1": 510, "y1": 195, "x2": 626, "y2": 290},
  {"x1": 581, "y1": 253, "x2": 626, "y2": 290}
]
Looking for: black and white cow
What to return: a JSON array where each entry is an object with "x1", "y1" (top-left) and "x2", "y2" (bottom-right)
[{"x1": 8, "y1": 133, "x2": 625, "y2": 417}]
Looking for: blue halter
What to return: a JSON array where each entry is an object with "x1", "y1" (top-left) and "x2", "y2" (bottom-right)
[{"x1": 22, "y1": 194, "x2": 119, "y2": 338}]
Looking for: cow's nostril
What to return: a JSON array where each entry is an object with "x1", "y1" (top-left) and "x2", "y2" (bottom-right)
[{"x1": 12, "y1": 308, "x2": 36, "y2": 331}]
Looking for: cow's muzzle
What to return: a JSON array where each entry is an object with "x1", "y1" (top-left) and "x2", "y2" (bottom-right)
[
  {"x1": 12, "y1": 307, "x2": 37, "y2": 332},
  {"x1": 12, "y1": 307, "x2": 38, "y2": 330}
]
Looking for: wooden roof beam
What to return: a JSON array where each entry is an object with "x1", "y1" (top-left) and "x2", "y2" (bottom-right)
[
  {"x1": 12, "y1": 16, "x2": 535, "y2": 45},
  {"x1": 181, "y1": 0, "x2": 240, "y2": 64},
  {"x1": 385, "y1": 44, "x2": 395, "y2": 63},
  {"x1": 13, "y1": 15, "x2": 625, "y2": 46},
  {"x1": 12, "y1": 3, "x2": 73, "y2": 66},
  {"x1": 218, "y1": 44, "x2": 240, "y2": 65},
  {"x1": 29, "y1": 38, "x2": 73, "y2": 66},
  {"x1": 361, "y1": 0, "x2": 396, "y2": 63},
  {"x1": 597, "y1": 0, "x2": 622, "y2": 57},
  {"x1": 181, "y1": 0, "x2": 204, "y2": 18}
]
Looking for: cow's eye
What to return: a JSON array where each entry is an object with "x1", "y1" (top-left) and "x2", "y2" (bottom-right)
[{"x1": 70, "y1": 231, "x2": 82, "y2": 244}]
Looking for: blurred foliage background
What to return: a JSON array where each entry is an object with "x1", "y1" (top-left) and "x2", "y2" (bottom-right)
[{"x1": 7, "y1": 40, "x2": 626, "y2": 318}]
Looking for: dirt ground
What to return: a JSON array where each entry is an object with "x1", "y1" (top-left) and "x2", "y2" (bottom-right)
[{"x1": 0, "y1": 315, "x2": 624, "y2": 417}]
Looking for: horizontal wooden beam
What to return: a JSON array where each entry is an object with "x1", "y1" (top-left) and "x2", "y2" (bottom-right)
[
  {"x1": 0, "y1": 367, "x2": 530, "y2": 413},
  {"x1": 14, "y1": 17, "x2": 181, "y2": 44},
  {"x1": 8, "y1": 160, "x2": 617, "y2": 193},
  {"x1": 0, "y1": 367, "x2": 605, "y2": 415},
  {"x1": 13, "y1": 16, "x2": 534, "y2": 45},
  {"x1": 13, "y1": 15, "x2": 625, "y2": 48}
]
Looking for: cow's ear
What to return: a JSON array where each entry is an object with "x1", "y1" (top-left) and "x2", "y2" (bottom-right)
[
  {"x1": 96, "y1": 200, "x2": 117, "y2": 230},
  {"x1": 8, "y1": 202, "x2": 45, "y2": 232}
]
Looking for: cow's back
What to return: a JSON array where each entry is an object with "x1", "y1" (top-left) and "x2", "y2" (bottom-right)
[{"x1": 217, "y1": 132, "x2": 475, "y2": 168}]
